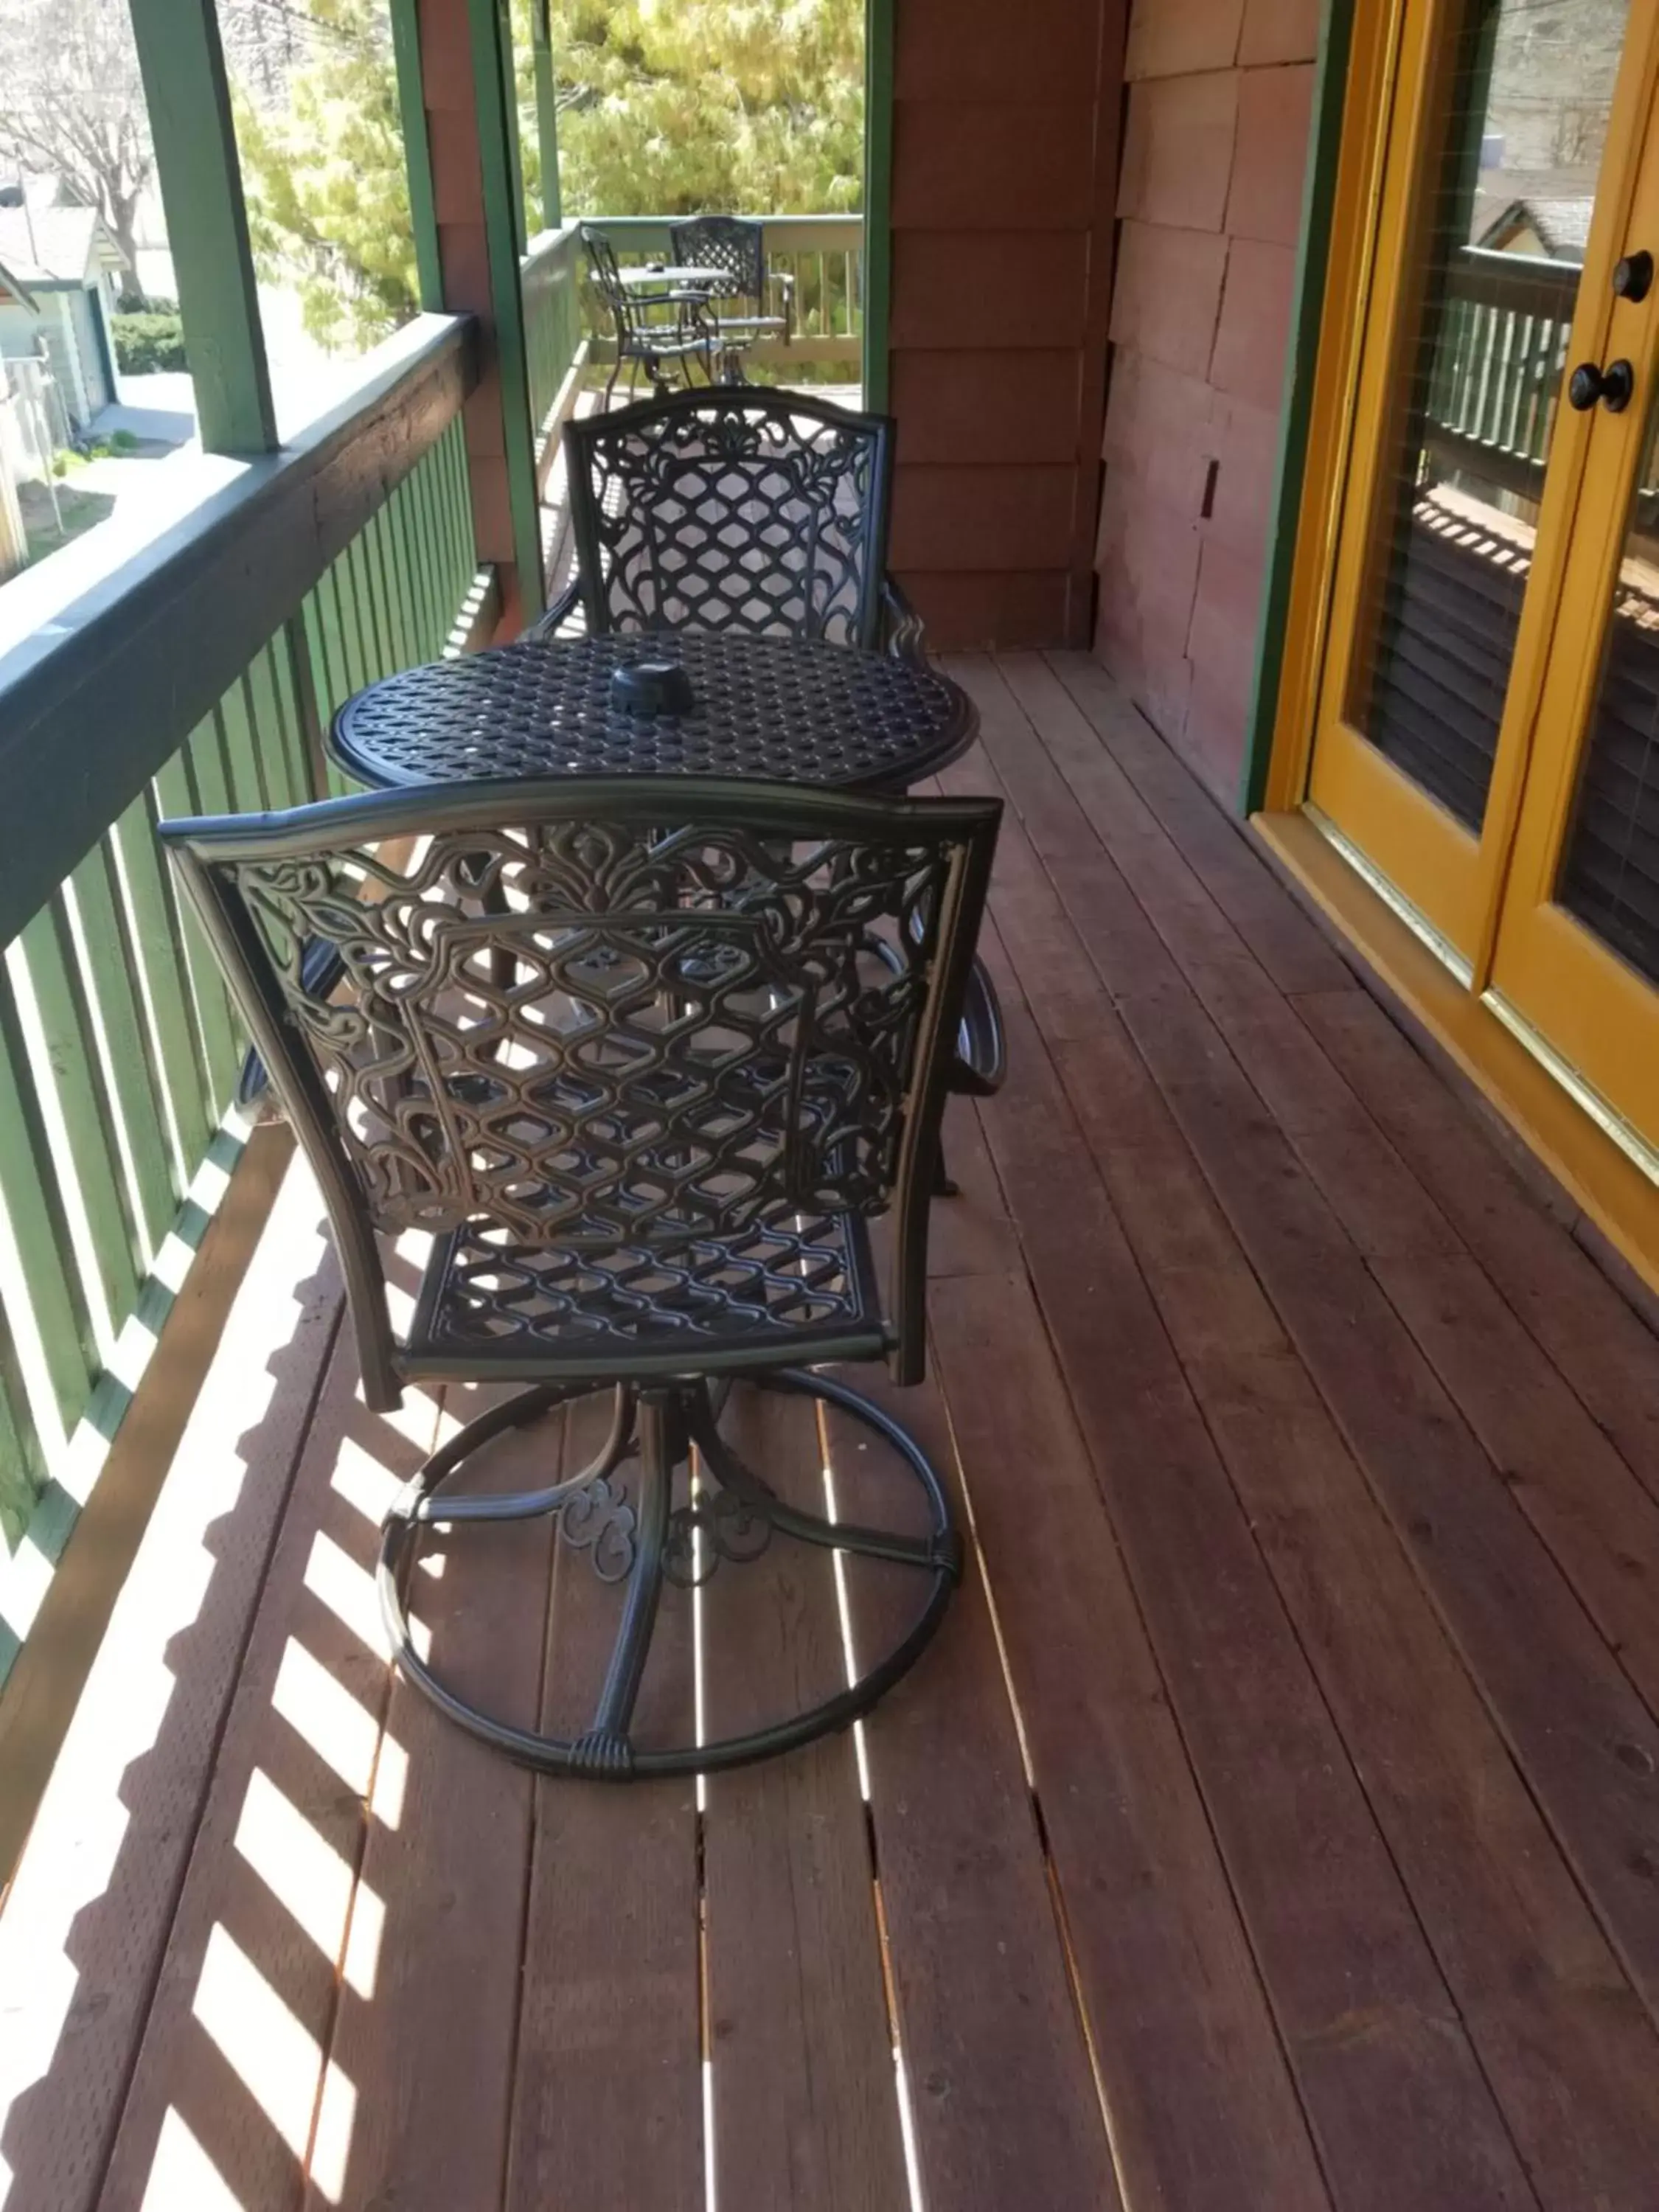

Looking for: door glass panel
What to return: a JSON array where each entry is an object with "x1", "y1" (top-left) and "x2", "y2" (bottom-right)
[
  {"x1": 1557, "y1": 389, "x2": 1659, "y2": 984},
  {"x1": 1345, "y1": 0, "x2": 1628, "y2": 832}
]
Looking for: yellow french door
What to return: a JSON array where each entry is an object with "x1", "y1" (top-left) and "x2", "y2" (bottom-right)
[
  {"x1": 1304, "y1": 0, "x2": 1659, "y2": 1154},
  {"x1": 1489, "y1": 243, "x2": 1659, "y2": 1140}
]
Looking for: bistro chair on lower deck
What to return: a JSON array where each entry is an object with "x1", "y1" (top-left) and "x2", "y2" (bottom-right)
[
  {"x1": 582, "y1": 223, "x2": 714, "y2": 406},
  {"x1": 667, "y1": 214, "x2": 794, "y2": 384},
  {"x1": 161, "y1": 777, "x2": 1001, "y2": 1778}
]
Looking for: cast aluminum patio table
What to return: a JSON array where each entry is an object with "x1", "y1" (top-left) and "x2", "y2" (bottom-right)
[
  {"x1": 329, "y1": 628, "x2": 978, "y2": 795},
  {"x1": 319, "y1": 629, "x2": 1003, "y2": 1135}
]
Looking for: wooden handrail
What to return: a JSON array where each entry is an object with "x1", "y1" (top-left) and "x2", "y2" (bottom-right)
[
  {"x1": 0, "y1": 312, "x2": 478, "y2": 950},
  {"x1": 1446, "y1": 244, "x2": 1578, "y2": 315},
  {"x1": 580, "y1": 212, "x2": 863, "y2": 253}
]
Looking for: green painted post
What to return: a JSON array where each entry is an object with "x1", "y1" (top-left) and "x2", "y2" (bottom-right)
[
  {"x1": 127, "y1": 0, "x2": 276, "y2": 454},
  {"x1": 390, "y1": 0, "x2": 445, "y2": 312},
  {"x1": 861, "y1": 0, "x2": 894, "y2": 413},
  {"x1": 500, "y1": 0, "x2": 529, "y2": 254},
  {"x1": 1239, "y1": 0, "x2": 1356, "y2": 815},
  {"x1": 468, "y1": 0, "x2": 546, "y2": 619},
  {"x1": 532, "y1": 0, "x2": 563, "y2": 229}
]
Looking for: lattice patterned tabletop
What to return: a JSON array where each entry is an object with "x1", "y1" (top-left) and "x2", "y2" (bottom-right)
[{"x1": 329, "y1": 630, "x2": 977, "y2": 793}]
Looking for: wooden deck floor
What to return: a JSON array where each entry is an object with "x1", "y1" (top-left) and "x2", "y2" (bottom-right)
[{"x1": 7, "y1": 651, "x2": 1659, "y2": 2212}]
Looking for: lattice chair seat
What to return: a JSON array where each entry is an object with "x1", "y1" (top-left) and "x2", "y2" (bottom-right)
[{"x1": 162, "y1": 779, "x2": 1001, "y2": 1782}]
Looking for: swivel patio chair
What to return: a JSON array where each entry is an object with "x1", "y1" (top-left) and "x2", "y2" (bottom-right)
[
  {"x1": 161, "y1": 776, "x2": 1001, "y2": 1778},
  {"x1": 582, "y1": 223, "x2": 713, "y2": 406},
  {"x1": 667, "y1": 214, "x2": 793, "y2": 384},
  {"x1": 535, "y1": 385, "x2": 1006, "y2": 1099}
]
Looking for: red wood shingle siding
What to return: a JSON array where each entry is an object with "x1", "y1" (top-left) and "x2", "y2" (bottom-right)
[
  {"x1": 888, "y1": 0, "x2": 1127, "y2": 649},
  {"x1": 1093, "y1": 0, "x2": 1318, "y2": 801}
]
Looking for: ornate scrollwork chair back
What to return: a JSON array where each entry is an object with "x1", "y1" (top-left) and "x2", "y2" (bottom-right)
[
  {"x1": 557, "y1": 386, "x2": 897, "y2": 651},
  {"x1": 162, "y1": 779, "x2": 1000, "y2": 1781}
]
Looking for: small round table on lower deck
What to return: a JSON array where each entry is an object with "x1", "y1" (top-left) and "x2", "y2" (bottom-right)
[
  {"x1": 328, "y1": 628, "x2": 978, "y2": 795},
  {"x1": 615, "y1": 264, "x2": 725, "y2": 291}
]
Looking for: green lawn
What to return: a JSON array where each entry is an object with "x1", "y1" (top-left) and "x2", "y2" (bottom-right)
[{"x1": 18, "y1": 479, "x2": 116, "y2": 566}]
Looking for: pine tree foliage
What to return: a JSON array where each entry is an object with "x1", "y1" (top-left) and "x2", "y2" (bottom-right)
[{"x1": 234, "y1": 0, "x2": 862, "y2": 350}]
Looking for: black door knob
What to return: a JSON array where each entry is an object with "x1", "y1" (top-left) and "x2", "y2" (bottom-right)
[
  {"x1": 1568, "y1": 358, "x2": 1635, "y2": 412},
  {"x1": 1614, "y1": 250, "x2": 1653, "y2": 302}
]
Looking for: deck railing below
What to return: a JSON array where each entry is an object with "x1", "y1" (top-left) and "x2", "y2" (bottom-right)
[
  {"x1": 0, "y1": 313, "x2": 481, "y2": 1676},
  {"x1": 1423, "y1": 246, "x2": 1659, "y2": 526},
  {"x1": 521, "y1": 222, "x2": 587, "y2": 479}
]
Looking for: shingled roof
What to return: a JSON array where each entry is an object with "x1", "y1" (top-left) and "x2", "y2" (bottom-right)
[{"x1": 0, "y1": 201, "x2": 125, "y2": 289}]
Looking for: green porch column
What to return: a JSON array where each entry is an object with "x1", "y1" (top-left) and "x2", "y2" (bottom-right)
[
  {"x1": 532, "y1": 0, "x2": 564, "y2": 230},
  {"x1": 127, "y1": 0, "x2": 276, "y2": 454},
  {"x1": 407, "y1": 0, "x2": 545, "y2": 630},
  {"x1": 390, "y1": 0, "x2": 445, "y2": 311},
  {"x1": 861, "y1": 0, "x2": 894, "y2": 414}
]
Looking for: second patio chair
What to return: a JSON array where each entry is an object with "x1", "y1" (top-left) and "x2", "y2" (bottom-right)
[
  {"x1": 161, "y1": 776, "x2": 1001, "y2": 1780},
  {"x1": 536, "y1": 386, "x2": 1006, "y2": 1102}
]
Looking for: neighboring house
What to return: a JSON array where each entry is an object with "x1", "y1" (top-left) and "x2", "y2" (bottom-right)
[
  {"x1": 1475, "y1": 192, "x2": 1596, "y2": 260},
  {"x1": 0, "y1": 186, "x2": 127, "y2": 433}
]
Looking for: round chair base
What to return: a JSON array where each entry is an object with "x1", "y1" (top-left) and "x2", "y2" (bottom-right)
[{"x1": 377, "y1": 1368, "x2": 961, "y2": 1781}]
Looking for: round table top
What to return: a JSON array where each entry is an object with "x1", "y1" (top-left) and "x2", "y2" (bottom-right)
[
  {"x1": 329, "y1": 629, "x2": 978, "y2": 793},
  {"x1": 616, "y1": 264, "x2": 723, "y2": 288}
]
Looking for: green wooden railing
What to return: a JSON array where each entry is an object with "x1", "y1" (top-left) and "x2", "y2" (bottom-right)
[
  {"x1": 0, "y1": 313, "x2": 479, "y2": 1674},
  {"x1": 522, "y1": 221, "x2": 586, "y2": 468},
  {"x1": 1397, "y1": 245, "x2": 1659, "y2": 543},
  {"x1": 1424, "y1": 248, "x2": 1577, "y2": 501},
  {"x1": 582, "y1": 215, "x2": 865, "y2": 375}
]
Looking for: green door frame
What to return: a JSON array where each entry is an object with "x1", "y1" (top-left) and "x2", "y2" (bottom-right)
[
  {"x1": 1238, "y1": 0, "x2": 1355, "y2": 813},
  {"x1": 862, "y1": 0, "x2": 894, "y2": 412}
]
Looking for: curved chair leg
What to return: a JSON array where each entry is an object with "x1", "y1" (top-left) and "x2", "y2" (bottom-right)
[{"x1": 378, "y1": 1371, "x2": 960, "y2": 1781}]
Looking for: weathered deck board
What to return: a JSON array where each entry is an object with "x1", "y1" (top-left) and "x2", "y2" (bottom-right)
[
  {"x1": 506, "y1": 1389, "x2": 703, "y2": 2212},
  {"x1": 306, "y1": 1385, "x2": 553, "y2": 2212},
  {"x1": 0, "y1": 1153, "x2": 341, "y2": 2212},
  {"x1": 7, "y1": 653, "x2": 1659, "y2": 2212},
  {"x1": 928, "y1": 1270, "x2": 1335, "y2": 2212},
  {"x1": 700, "y1": 1385, "x2": 911, "y2": 2212},
  {"x1": 972, "y1": 990, "x2": 1539, "y2": 2211},
  {"x1": 963, "y1": 654, "x2": 1659, "y2": 2046},
  {"x1": 97, "y1": 1333, "x2": 437, "y2": 2211},
  {"x1": 826, "y1": 1367, "x2": 1123, "y2": 2212}
]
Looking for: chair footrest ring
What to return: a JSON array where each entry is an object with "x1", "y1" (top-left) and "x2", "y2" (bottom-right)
[{"x1": 377, "y1": 1370, "x2": 959, "y2": 1781}]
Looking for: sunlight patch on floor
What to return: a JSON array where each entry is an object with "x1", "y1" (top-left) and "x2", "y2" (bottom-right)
[
  {"x1": 270, "y1": 1637, "x2": 381, "y2": 1800},
  {"x1": 191, "y1": 1924, "x2": 338, "y2": 2160},
  {"x1": 141, "y1": 2110, "x2": 244, "y2": 2210},
  {"x1": 325, "y1": 1426, "x2": 408, "y2": 1535},
  {"x1": 233, "y1": 1768, "x2": 364, "y2": 1982},
  {"x1": 302, "y1": 1526, "x2": 386, "y2": 1655}
]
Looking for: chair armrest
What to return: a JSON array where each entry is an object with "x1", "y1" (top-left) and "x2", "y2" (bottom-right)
[
  {"x1": 526, "y1": 573, "x2": 582, "y2": 640},
  {"x1": 880, "y1": 575, "x2": 927, "y2": 664}
]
